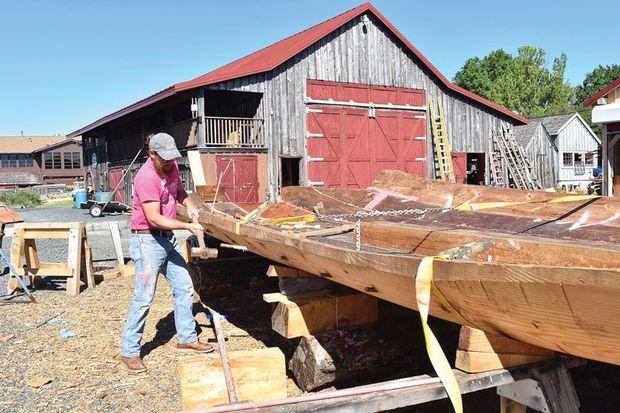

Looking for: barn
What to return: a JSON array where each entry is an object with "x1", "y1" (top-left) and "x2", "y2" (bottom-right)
[{"x1": 68, "y1": 2, "x2": 526, "y2": 204}]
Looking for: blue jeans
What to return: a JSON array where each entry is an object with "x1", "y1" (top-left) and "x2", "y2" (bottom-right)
[{"x1": 121, "y1": 234, "x2": 197, "y2": 357}]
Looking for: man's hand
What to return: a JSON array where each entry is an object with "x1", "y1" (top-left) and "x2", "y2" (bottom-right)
[{"x1": 186, "y1": 222, "x2": 204, "y2": 237}]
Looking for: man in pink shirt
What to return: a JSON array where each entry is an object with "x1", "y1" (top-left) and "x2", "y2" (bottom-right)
[{"x1": 121, "y1": 133, "x2": 213, "y2": 373}]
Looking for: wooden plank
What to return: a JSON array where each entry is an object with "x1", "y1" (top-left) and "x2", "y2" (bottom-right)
[
  {"x1": 271, "y1": 293, "x2": 378, "y2": 338},
  {"x1": 356, "y1": 220, "x2": 620, "y2": 269},
  {"x1": 188, "y1": 150, "x2": 207, "y2": 187},
  {"x1": 83, "y1": 236, "x2": 95, "y2": 289},
  {"x1": 458, "y1": 327, "x2": 553, "y2": 356},
  {"x1": 66, "y1": 226, "x2": 83, "y2": 296},
  {"x1": 22, "y1": 229, "x2": 71, "y2": 239},
  {"x1": 178, "y1": 347, "x2": 286, "y2": 411},
  {"x1": 14, "y1": 222, "x2": 81, "y2": 229},
  {"x1": 455, "y1": 349, "x2": 553, "y2": 373},
  {"x1": 298, "y1": 224, "x2": 354, "y2": 239},
  {"x1": 109, "y1": 222, "x2": 125, "y2": 277},
  {"x1": 266, "y1": 265, "x2": 317, "y2": 278}
]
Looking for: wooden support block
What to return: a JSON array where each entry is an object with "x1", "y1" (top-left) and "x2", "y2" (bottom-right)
[
  {"x1": 178, "y1": 347, "x2": 286, "y2": 411},
  {"x1": 456, "y1": 327, "x2": 554, "y2": 373},
  {"x1": 270, "y1": 293, "x2": 378, "y2": 338},
  {"x1": 94, "y1": 269, "x2": 122, "y2": 282},
  {"x1": 459, "y1": 327, "x2": 553, "y2": 356},
  {"x1": 108, "y1": 222, "x2": 125, "y2": 277},
  {"x1": 455, "y1": 350, "x2": 552, "y2": 373},
  {"x1": 266, "y1": 264, "x2": 317, "y2": 278}
]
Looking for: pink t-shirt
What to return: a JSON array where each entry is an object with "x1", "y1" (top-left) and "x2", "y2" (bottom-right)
[{"x1": 130, "y1": 159, "x2": 182, "y2": 230}]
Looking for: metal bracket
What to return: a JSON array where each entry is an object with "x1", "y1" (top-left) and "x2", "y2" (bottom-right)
[{"x1": 497, "y1": 378, "x2": 550, "y2": 412}]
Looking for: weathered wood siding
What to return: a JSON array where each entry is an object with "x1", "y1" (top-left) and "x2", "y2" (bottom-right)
[
  {"x1": 557, "y1": 118, "x2": 600, "y2": 185},
  {"x1": 208, "y1": 13, "x2": 516, "y2": 196},
  {"x1": 521, "y1": 124, "x2": 557, "y2": 188}
]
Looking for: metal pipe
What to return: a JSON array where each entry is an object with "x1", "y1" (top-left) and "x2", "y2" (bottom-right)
[{"x1": 202, "y1": 376, "x2": 440, "y2": 412}]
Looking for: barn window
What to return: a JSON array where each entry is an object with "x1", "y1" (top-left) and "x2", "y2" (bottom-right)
[
  {"x1": 562, "y1": 152, "x2": 573, "y2": 167},
  {"x1": 573, "y1": 153, "x2": 583, "y2": 165},
  {"x1": 8, "y1": 155, "x2": 17, "y2": 168},
  {"x1": 25, "y1": 155, "x2": 33, "y2": 167},
  {"x1": 0, "y1": 155, "x2": 8, "y2": 168},
  {"x1": 585, "y1": 152, "x2": 595, "y2": 166},
  {"x1": 17, "y1": 155, "x2": 26, "y2": 167}
]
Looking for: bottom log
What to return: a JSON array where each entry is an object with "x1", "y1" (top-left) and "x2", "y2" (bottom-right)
[{"x1": 288, "y1": 326, "x2": 416, "y2": 391}]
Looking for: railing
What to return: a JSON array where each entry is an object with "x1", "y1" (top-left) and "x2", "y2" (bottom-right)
[
  {"x1": 107, "y1": 118, "x2": 199, "y2": 162},
  {"x1": 203, "y1": 116, "x2": 265, "y2": 148}
]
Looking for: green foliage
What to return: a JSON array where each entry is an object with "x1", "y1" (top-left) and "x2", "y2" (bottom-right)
[
  {"x1": 0, "y1": 191, "x2": 42, "y2": 207},
  {"x1": 574, "y1": 64, "x2": 620, "y2": 134},
  {"x1": 453, "y1": 46, "x2": 574, "y2": 118}
]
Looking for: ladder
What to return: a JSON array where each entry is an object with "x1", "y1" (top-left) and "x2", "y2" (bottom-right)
[
  {"x1": 428, "y1": 95, "x2": 455, "y2": 183},
  {"x1": 492, "y1": 124, "x2": 541, "y2": 190},
  {"x1": 488, "y1": 152, "x2": 506, "y2": 187}
]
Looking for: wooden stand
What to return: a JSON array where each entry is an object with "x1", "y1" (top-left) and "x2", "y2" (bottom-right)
[
  {"x1": 8, "y1": 222, "x2": 93, "y2": 296},
  {"x1": 455, "y1": 326, "x2": 555, "y2": 373}
]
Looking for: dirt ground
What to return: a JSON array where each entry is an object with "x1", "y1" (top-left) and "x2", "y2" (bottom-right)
[{"x1": 0, "y1": 255, "x2": 298, "y2": 413}]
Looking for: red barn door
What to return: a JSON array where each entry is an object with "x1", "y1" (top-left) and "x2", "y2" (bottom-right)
[
  {"x1": 215, "y1": 155, "x2": 259, "y2": 202},
  {"x1": 306, "y1": 80, "x2": 427, "y2": 189}
]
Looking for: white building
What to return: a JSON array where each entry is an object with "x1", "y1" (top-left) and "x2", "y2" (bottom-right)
[{"x1": 515, "y1": 113, "x2": 599, "y2": 191}]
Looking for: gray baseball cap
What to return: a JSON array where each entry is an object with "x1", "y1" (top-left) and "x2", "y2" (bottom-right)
[{"x1": 149, "y1": 133, "x2": 182, "y2": 160}]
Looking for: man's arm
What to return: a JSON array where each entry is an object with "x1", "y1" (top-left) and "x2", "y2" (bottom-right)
[
  {"x1": 178, "y1": 187, "x2": 200, "y2": 220},
  {"x1": 142, "y1": 201, "x2": 203, "y2": 232}
]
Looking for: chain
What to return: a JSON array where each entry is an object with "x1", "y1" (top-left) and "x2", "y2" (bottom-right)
[
  {"x1": 320, "y1": 207, "x2": 454, "y2": 222},
  {"x1": 317, "y1": 207, "x2": 456, "y2": 252}
]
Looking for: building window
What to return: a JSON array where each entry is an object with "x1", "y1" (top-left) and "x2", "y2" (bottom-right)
[
  {"x1": 44, "y1": 152, "x2": 52, "y2": 169},
  {"x1": 0, "y1": 155, "x2": 8, "y2": 168},
  {"x1": 8, "y1": 154, "x2": 17, "y2": 168},
  {"x1": 72, "y1": 152, "x2": 81, "y2": 169},
  {"x1": 26, "y1": 155, "x2": 33, "y2": 167},
  {"x1": 64, "y1": 152, "x2": 81, "y2": 169},
  {"x1": 45, "y1": 152, "x2": 62, "y2": 169},
  {"x1": 585, "y1": 152, "x2": 595, "y2": 166},
  {"x1": 562, "y1": 152, "x2": 573, "y2": 167}
]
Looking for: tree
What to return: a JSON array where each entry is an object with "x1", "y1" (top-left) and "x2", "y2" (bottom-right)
[
  {"x1": 574, "y1": 64, "x2": 620, "y2": 134},
  {"x1": 453, "y1": 46, "x2": 574, "y2": 118}
]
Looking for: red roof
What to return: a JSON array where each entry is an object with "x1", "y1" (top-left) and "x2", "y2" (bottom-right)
[
  {"x1": 70, "y1": 2, "x2": 526, "y2": 137},
  {"x1": 582, "y1": 77, "x2": 620, "y2": 107}
]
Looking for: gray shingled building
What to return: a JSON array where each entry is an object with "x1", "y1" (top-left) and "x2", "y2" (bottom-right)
[{"x1": 514, "y1": 113, "x2": 600, "y2": 190}]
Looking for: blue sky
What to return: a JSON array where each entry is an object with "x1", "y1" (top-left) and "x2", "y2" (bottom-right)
[{"x1": 1, "y1": 0, "x2": 618, "y2": 135}]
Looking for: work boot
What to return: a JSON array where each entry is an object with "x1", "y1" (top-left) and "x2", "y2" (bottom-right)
[
  {"x1": 176, "y1": 340, "x2": 215, "y2": 353},
  {"x1": 121, "y1": 356, "x2": 147, "y2": 373}
]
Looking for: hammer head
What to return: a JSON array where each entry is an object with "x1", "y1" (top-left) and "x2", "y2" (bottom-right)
[{"x1": 191, "y1": 247, "x2": 218, "y2": 259}]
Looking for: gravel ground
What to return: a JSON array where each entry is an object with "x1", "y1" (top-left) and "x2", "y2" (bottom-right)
[{"x1": 0, "y1": 267, "x2": 285, "y2": 412}]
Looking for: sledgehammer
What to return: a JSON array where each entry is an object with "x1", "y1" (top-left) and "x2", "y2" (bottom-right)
[{"x1": 191, "y1": 216, "x2": 218, "y2": 259}]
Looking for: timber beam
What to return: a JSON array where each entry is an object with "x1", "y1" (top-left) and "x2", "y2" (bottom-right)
[{"x1": 262, "y1": 292, "x2": 378, "y2": 338}]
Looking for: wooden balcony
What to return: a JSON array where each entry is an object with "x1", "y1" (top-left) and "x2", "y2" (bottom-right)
[{"x1": 203, "y1": 116, "x2": 265, "y2": 149}]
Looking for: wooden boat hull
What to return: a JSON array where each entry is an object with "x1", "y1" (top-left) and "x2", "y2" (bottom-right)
[{"x1": 182, "y1": 205, "x2": 620, "y2": 366}]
